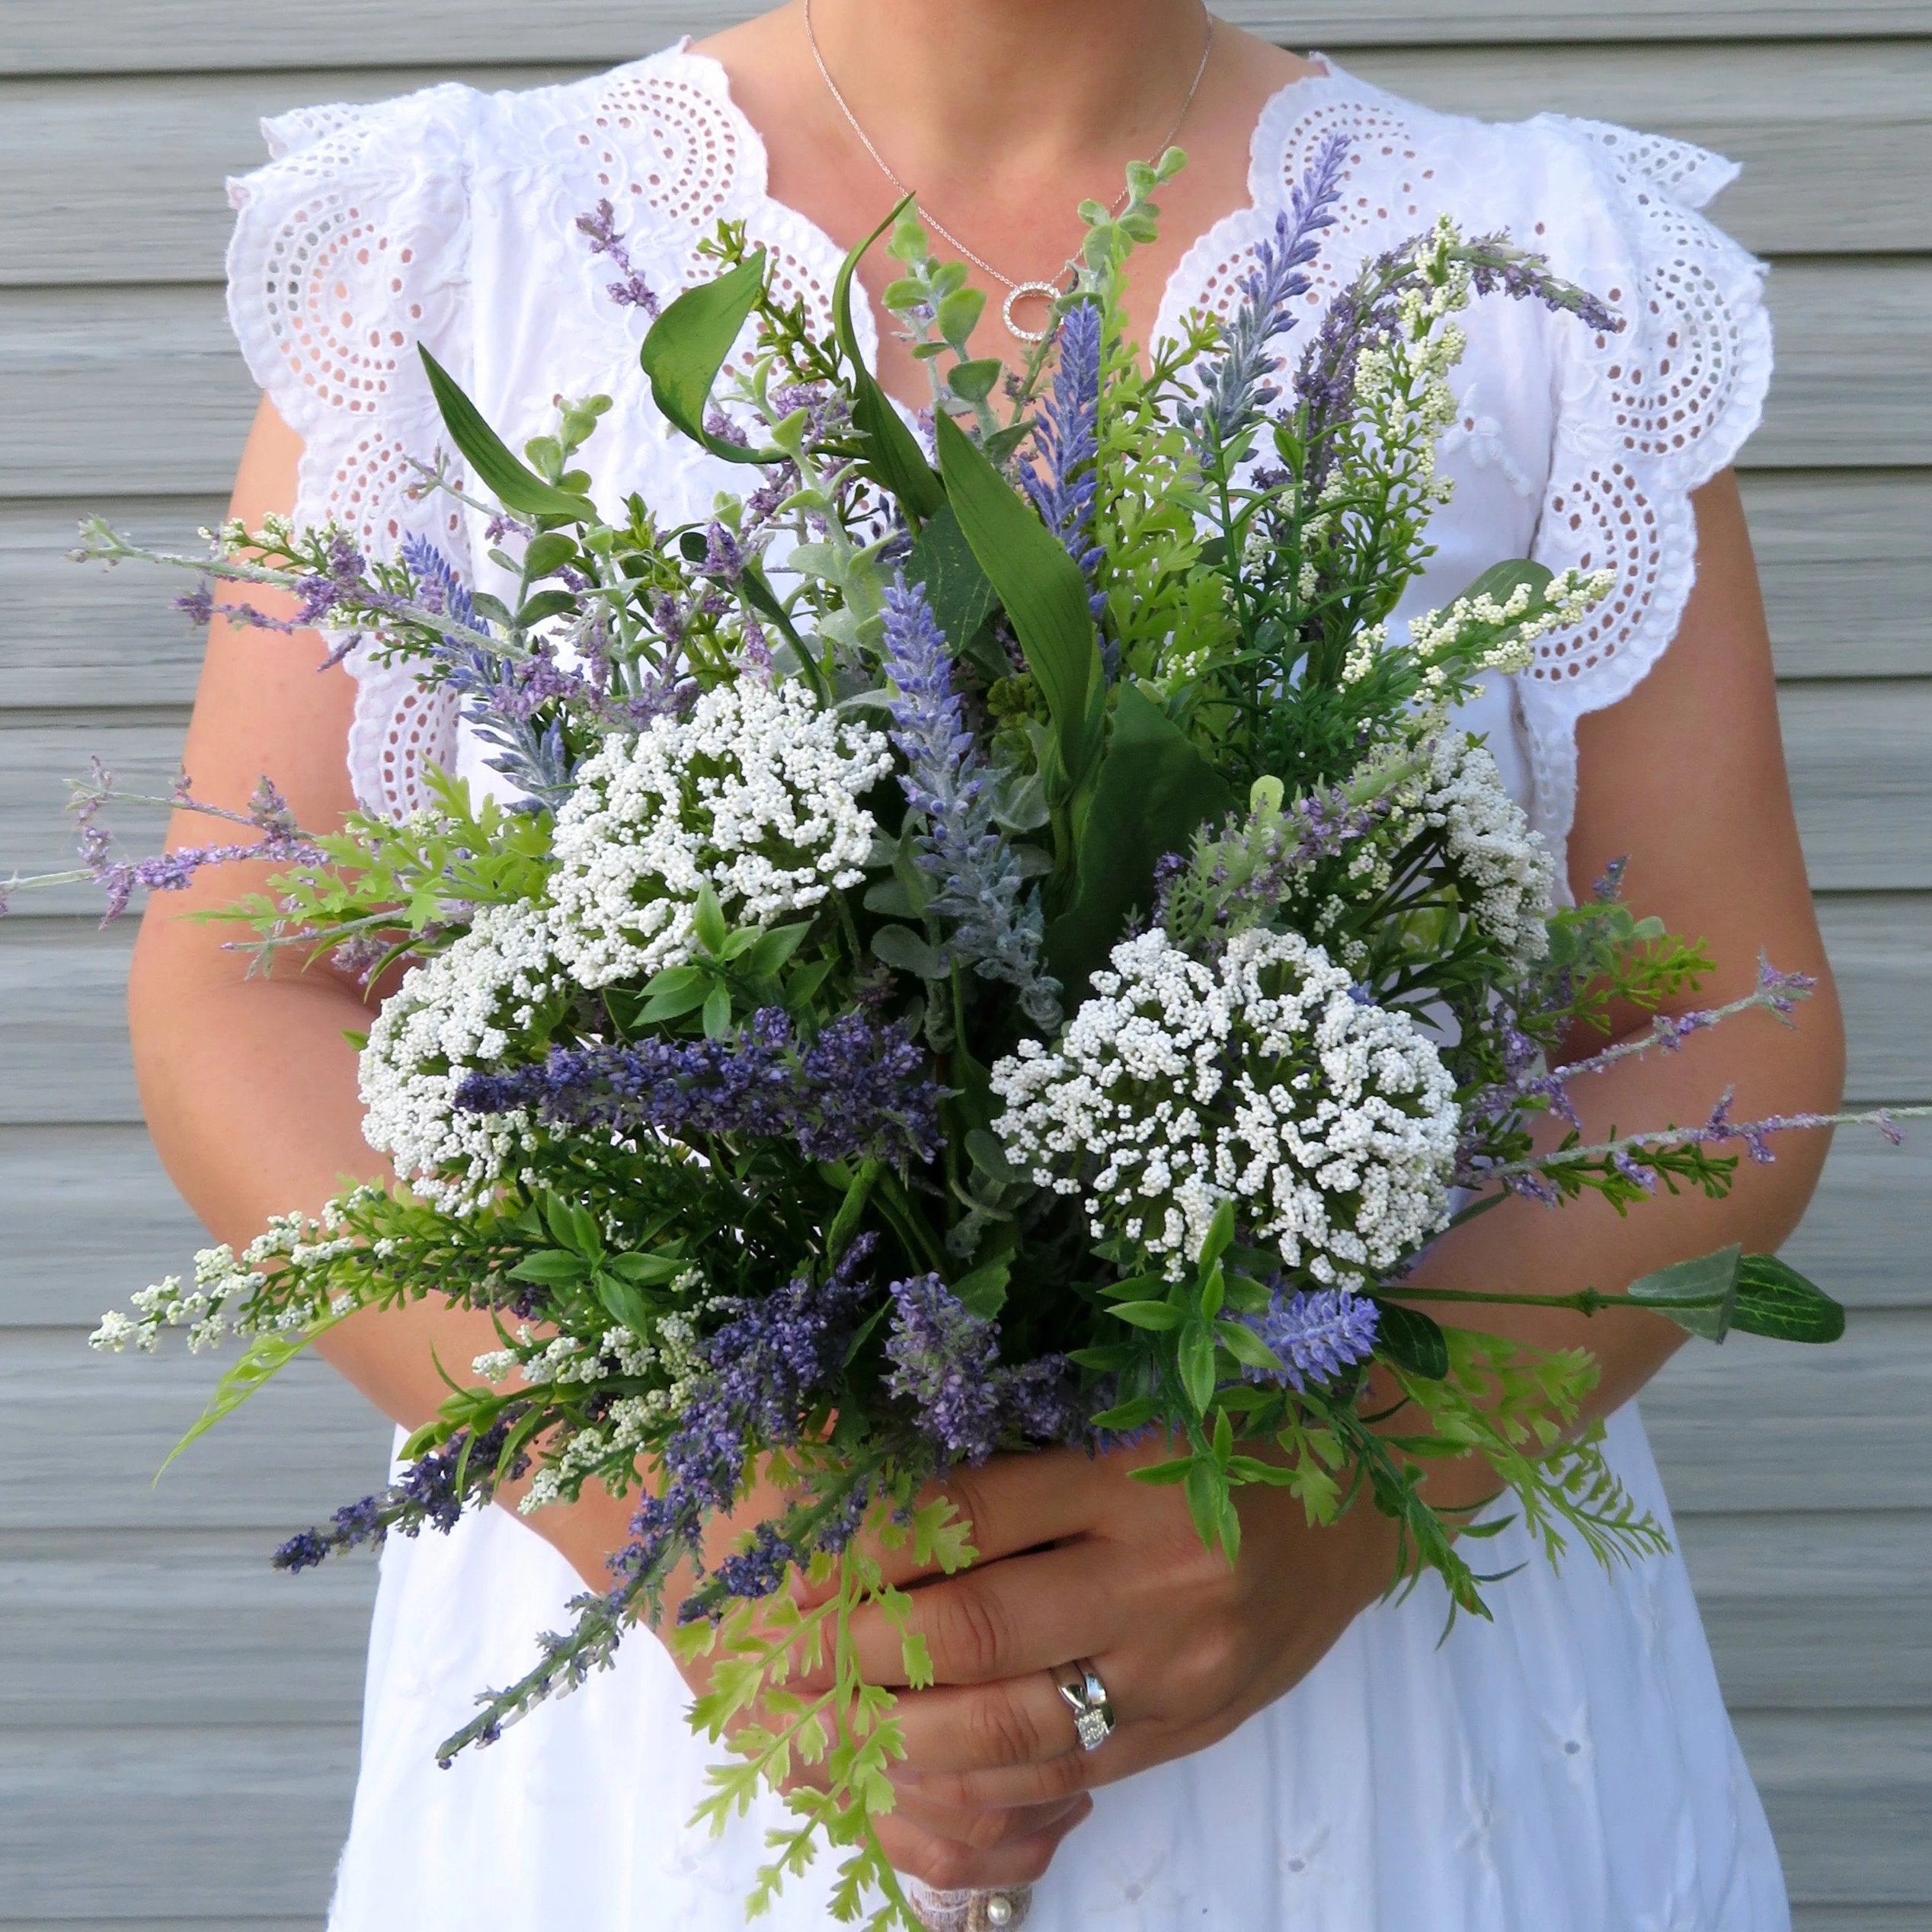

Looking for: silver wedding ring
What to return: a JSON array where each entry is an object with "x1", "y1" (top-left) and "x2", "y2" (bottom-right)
[{"x1": 1052, "y1": 1657, "x2": 1115, "y2": 1752}]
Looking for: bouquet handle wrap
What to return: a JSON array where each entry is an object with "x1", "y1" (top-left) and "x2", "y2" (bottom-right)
[{"x1": 904, "y1": 1878, "x2": 1034, "y2": 1930}]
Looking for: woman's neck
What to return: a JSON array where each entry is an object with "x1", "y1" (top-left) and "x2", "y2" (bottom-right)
[{"x1": 801, "y1": 0, "x2": 1217, "y2": 189}]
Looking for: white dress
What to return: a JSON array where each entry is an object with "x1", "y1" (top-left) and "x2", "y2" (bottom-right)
[{"x1": 225, "y1": 42, "x2": 1785, "y2": 1931}]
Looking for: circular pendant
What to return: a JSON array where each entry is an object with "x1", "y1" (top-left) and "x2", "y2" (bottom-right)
[{"x1": 1000, "y1": 280, "x2": 1063, "y2": 345}]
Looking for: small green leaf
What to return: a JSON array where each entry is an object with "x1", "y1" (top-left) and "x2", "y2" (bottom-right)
[
  {"x1": 1128, "y1": 1455, "x2": 1193, "y2": 1486},
  {"x1": 692, "y1": 884, "x2": 729, "y2": 958},
  {"x1": 744, "y1": 922, "x2": 811, "y2": 977},
  {"x1": 514, "y1": 589, "x2": 577, "y2": 629},
  {"x1": 1731, "y1": 1252, "x2": 1846, "y2": 1345},
  {"x1": 946, "y1": 357, "x2": 1003, "y2": 405},
  {"x1": 702, "y1": 980, "x2": 733, "y2": 1038},
  {"x1": 951, "y1": 1257, "x2": 1009, "y2": 1320},
  {"x1": 1088, "y1": 1395, "x2": 1160, "y2": 1432},
  {"x1": 1108, "y1": 1300, "x2": 1186, "y2": 1331},
  {"x1": 419, "y1": 347, "x2": 597, "y2": 520},
  {"x1": 1183, "y1": 1454, "x2": 1226, "y2": 1548},
  {"x1": 1216, "y1": 1319, "x2": 1281, "y2": 1373},
  {"x1": 520, "y1": 531, "x2": 578, "y2": 579},
  {"x1": 1178, "y1": 1322, "x2": 1217, "y2": 1416},
  {"x1": 1371, "y1": 1298, "x2": 1451, "y2": 1379},
  {"x1": 594, "y1": 1272, "x2": 655, "y2": 1336},
  {"x1": 638, "y1": 252, "x2": 776, "y2": 464},
  {"x1": 605, "y1": 1250, "x2": 688, "y2": 1285}
]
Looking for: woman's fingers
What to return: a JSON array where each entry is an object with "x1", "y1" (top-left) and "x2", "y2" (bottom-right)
[
  {"x1": 887, "y1": 1783, "x2": 1088, "y2": 1850},
  {"x1": 872, "y1": 1793, "x2": 1093, "y2": 1892},
  {"x1": 887, "y1": 1668, "x2": 1099, "y2": 1777},
  {"x1": 847, "y1": 1540, "x2": 1130, "y2": 1687}
]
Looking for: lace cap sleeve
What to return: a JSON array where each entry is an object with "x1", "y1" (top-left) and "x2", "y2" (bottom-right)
[
  {"x1": 1513, "y1": 115, "x2": 1774, "y2": 872},
  {"x1": 226, "y1": 85, "x2": 475, "y2": 819}
]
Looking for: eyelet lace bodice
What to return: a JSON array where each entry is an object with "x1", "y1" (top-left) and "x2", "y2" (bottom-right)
[{"x1": 226, "y1": 43, "x2": 1770, "y2": 884}]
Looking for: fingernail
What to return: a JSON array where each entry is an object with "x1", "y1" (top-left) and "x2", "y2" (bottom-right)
[{"x1": 888, "y1": 1762, "x2": 923, "y2": 1789}]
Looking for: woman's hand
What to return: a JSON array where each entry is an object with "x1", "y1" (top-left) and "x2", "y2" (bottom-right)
[{"x1": 818, "y1": 1438, "x2": 1405, "y2": 1891}]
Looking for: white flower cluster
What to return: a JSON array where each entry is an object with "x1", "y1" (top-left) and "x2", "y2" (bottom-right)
[
  {"x1": 548, "y1": 680, "x2": 891, "y2": 986},
  {"x1": 87, "y1": 1193, "x2": 378, "y2": 1355},
  {"x1": 359, "y1": 901, "x2": 565, "y2": 1210},
  {"x1": 991, "y1": 927, "x2": 1459, "y2": 1284},
  {"x1": 1413, "y1": 733, "x2": 1556, "y2": 964}
]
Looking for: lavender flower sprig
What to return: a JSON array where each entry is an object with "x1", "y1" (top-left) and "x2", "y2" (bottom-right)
[
  {"x1": 880, "y1": 576, "x2": 1063, "y2": 1027},
  {"x1": 1181, "y1": 130, "x2": 1348, "y2": 456},
  {"x1": 1019, "y1": 301, "x2": 1106, "y2": 622},
  {"x1": 455, "y1": 1009, "x2": 945, "y2": 1169}
]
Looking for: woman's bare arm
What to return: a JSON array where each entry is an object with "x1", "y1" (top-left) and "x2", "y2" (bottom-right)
[{"x1": 127, "y1": 398, "x2": 632, "y2": 1569}]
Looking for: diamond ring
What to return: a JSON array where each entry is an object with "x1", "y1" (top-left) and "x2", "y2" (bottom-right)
[{"x1": 1051, "y1": 1658, "x2": 1115, "y2": 1752}]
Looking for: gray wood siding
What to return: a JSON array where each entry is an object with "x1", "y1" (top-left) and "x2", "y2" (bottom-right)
[{"x1": 0, "y1": 8, "x2": 1924, "y2": 1928}]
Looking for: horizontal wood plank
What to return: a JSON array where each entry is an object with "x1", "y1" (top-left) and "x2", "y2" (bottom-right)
[
  {"x1": 1673, "y1": 1510, "x2": 1932, "y2": 1709},
  {"x1": 3, "y1": 479, "x2": 1924, "y2": 715},
  {"x1": 0, "y1": 1723, "x2": 357, "y2": 1919},
  {"x1": 2, "y1": 3, "x2": 1926, "y2": 78},
  {"x1": 0, "y1": 1532, "x2": 374, "y2": 1728},
  {"x1": 8, "y1": 43, "x2": 1930, "y2": 286},
  {"x1": 2, "y1": 270, "x2": 1928, "y2": 500},
  {"x1": 1, "y1": 1326, "x2": 392, "y2": 1531},
  {"x1": 1817, "y1": 893, "x2": 1932, "y2": 1103},
  {"x1": 0, "y1": 1126, "x2": 206, "y2": 1328},
  {"x1": 1643, "y1": 1309, "x2": 1932, "y2": 1513},
  {"x1": 1734, "y1": 1710, "x2": 1932, "y2": 1905},
  {"x1": 1741, "y1": 472, "x2": 1932, "y2": 682},
  {"x1": 1793, "y1": 1913, "x2": 1932, "y2": 1931},
  {"x1": 0, "y1": 498, "x2": 227, "y2": 709}
]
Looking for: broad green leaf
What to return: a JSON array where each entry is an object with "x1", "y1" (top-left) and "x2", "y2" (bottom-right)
[
  {"x1": 513, "y1": 589, "x2": 577, "y2": 629},
  {"x1": 1731, "y1": 1253, "x2": 1847, "y2": 1345},
  {"x1": 1128, "y1": 1455, "x2": 1193, "y2": 1486},
  {"x1": 946, "y1": 357, "x2": 1003, "y2": 404},
  {"x1": 951, "y1": 1257, "x2": 1009, "y2": 1320},
  {"x1": 1370, "y1": 1298, "x2": 1451, "y2": 1379},
  {"x1": 1198, "y1": 1200, "x2": 1238, "y2": 1275},
  {"x1": 693, "y1": 884, "x2": 729, "y2": 957},
  {"x1": 934, "y1": 408, "x2": 1103, "y2": 786},
  {"x1": 1624, "y1": 1243, "x2": 1742, "y2": 1342},
  {"x1": 595, "y1": 1272, "x2": 655, "y2": 1337},
  {"x1": 1088, "y1": 1395, "x2": 1160, "y2": 1432},
  {"x1": 1183, "y1": 1454, "x2": 1226, "y2": 1548},
  {"x1": 871, "y1": 923, "x2": 945, "y2": 979},
  {"x1": 745, "y1": 922, "x2": 811, "y2": 977},
  {"x1": 905, "y1": 504, "x2": 997, "y2": 651},
  {"x1": 1108, "y1": 1299, "x2": 1185, "y2": 1331},
  {"x1": 419, "y1": 347, "x2": 597, "y2": 520},
  {"x1": 605, "y1": 1250, "x2": 688, "y2": 1285},
  {"x1": 638, "y1": 252, "x2": 776, "y2": 464},
  {"x1": 157, "y1": 1317, "x2": 343, "y2": 1479},
  {"x1": 1043, "y1": 683, "x2": 1235, "y2": 1000},
  {"x1": 520, "y1": 531, "x2": 578, "y2": 578},
  {"x1": 833, "y1": 200, "x2": 946, "y2": 520},
  {"x1": 1451, "y1": 558, "x2": 1555, "y2": 614},
  {"x1": 702, "y1": 981, "x2": 733, "y2": 1038}
]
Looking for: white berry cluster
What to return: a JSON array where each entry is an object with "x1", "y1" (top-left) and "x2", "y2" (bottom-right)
[
  {"x1": 1413, "y1": 732, "x2": 1556, "y2": 964},
  {"x1": 547, "y1": 680, "x2": 891, "y2": 987},
  {"x1": 358, "y1": 900, "x2": 566, "y2": 1209},
  {"x1": 991, "y1": 927, "x2": 1459, "y2": 1284}
]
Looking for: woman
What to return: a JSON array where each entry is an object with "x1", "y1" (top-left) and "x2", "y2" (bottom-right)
[{"x1": 130, "y1": 2, "x2": 1842, "y2": 1925}]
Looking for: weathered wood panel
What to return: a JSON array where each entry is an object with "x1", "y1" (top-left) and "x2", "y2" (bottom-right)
[
  {"x1": 2, "y1": 2, "x2": 1924, "y2": 77},
  {"x1": 1, "y1": 1329, "x2": 391, "y2": 1531},
  {"x1": 0, "y1": 1533, "x2": 374, "y2": 1728},
  {"x1": 7, "y1": 43, "x2": 1927, "y2": 286},
  {"x1": 0, "y1": 1127, "x2": 205, "y2": 1327},
  {"x1": 0, "y1": 500, "x2": 226, "y2": 711},
  {"x1": 1742, "y1": 472, "x2": 1932, "y2": 682},
  {"x1": 9, "y1": 266, "x2": 1923, "y2": 501},
  {"x1": 0, "y1": 1725, "x2": 358, "y2": 1919},
  {"x1": 5, "y1": 481, "x2": 1924, "y2": 716},
  {"x1": 1643, "y1": 1310, "x2": 1932, "y2": 1513},
  {"x1": 1735, "y1": 1710, "x2": 1932, "y2": 1904}
]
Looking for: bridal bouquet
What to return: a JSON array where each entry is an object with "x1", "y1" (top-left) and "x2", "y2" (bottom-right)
[{"x1": 31, "y1": 141, "x2": 1874, "y2": 1925}]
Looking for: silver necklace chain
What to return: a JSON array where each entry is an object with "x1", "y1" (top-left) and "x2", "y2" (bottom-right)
[{"x1": 803, "y1": 0, "x2": 1214, "y2": 342}]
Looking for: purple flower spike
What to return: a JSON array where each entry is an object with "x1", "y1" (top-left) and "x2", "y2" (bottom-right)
[
  {"x1": 1020, "y1": 302, "x2": 1106, "y2": 622},
  {"x1": 1243, "y1": 1285, "x2": 1380, "y2": 1393},
  {"x1": 574, "y1": 199, "x2": 659, "y2": 315}
]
